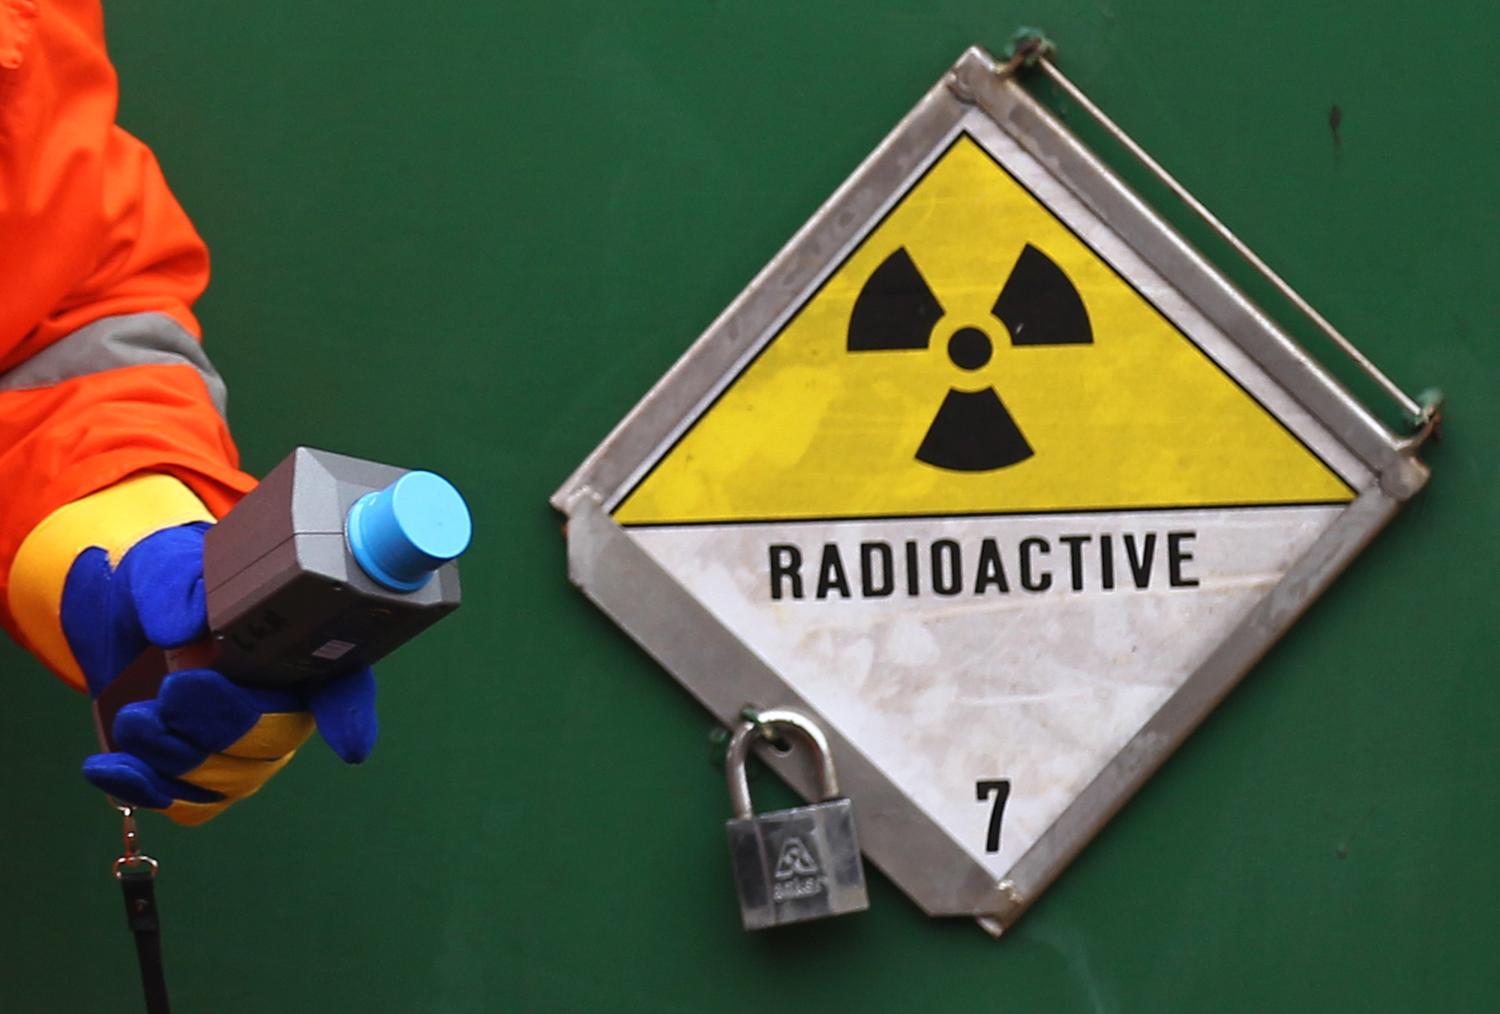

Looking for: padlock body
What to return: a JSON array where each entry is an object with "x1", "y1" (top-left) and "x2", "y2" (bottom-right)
[{"x1": 724, "y1": 798, "x2": 868, "y2": 930}]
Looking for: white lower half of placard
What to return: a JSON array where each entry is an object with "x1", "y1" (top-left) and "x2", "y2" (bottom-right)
[{"x1": 629, "y1": 503, "x2": 1343, "y2": 879}]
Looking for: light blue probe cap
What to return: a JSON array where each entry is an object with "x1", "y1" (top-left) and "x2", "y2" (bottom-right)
[{"x1": 346, "y1": 470, "x2": 472, "y2": 592}]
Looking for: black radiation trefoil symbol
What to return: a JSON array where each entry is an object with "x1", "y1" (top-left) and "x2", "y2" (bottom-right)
[{"x1": 847, "y1": 244, "x2": 1093, "y2": 471}]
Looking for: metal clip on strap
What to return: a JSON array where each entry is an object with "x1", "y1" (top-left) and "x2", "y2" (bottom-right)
[{"x1": 114, "y1": 806, "x2": 171, "y2": 1014}]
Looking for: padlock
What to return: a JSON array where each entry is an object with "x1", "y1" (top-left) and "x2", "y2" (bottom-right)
[{"x1": 723, "y1": 707, "x2": 869, "y2": 930}]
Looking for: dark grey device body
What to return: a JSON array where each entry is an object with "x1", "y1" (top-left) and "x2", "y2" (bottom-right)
[{"x1": 204, "y1": 447, "x2": 462, "y2": 687}]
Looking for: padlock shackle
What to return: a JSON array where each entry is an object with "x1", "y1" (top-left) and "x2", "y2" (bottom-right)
[{"x1": 725, "y1": 708, "x2": 841, "y2": 819}]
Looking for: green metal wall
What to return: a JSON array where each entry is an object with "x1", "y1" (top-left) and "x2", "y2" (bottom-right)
[{"x1": 3, "y1": 2, "x2": 1494, "y2": 1010}]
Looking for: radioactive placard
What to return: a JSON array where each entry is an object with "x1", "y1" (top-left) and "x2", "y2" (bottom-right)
[{"x1": 555, "y1": 46, "x2": 1429, "y2": 934}]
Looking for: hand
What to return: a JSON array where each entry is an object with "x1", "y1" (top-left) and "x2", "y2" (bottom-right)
[{"x1": 63, "y1": 523, "x2": 377, "y2": 825}]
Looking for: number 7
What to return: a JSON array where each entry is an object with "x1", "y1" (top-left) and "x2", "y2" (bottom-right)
[{"x1": 976, "y1": 779, "x2": 1011, "y2": 853}]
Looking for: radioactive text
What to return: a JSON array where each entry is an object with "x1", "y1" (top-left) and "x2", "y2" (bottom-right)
[{"x1": 768, "y1": 531, "x2": 1198, "y2": 600}]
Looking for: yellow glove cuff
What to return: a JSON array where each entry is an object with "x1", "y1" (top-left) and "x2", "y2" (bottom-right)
[
  {"x1": 8, "y1": 474, "x2": 215, "y2": 690},
  {"x1": 163, "y1": 714, "x2": 318, "y2": 826}
]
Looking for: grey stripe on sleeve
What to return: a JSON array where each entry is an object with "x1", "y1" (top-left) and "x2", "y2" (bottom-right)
[{"x1": 0, "y1": 312, "x2": 228, "y2": 417}]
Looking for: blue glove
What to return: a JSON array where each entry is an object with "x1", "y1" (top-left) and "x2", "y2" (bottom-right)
[{"x1": 63, "y1": 523, "x2": 377, "y2": 824}]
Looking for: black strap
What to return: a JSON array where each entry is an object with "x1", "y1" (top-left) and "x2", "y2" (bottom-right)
[{"x1": 119, "y1": 869, "x2": 172, "y2": 1014}]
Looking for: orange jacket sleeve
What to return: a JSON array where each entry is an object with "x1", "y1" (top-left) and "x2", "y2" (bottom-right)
[{"x1": 0, "y1": 0, "x2": 254, "y2": 651}]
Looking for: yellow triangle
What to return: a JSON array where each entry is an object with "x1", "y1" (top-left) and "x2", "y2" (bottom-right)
[{"x1": 616, "y1": 134, "x2": 1354, "y2": 525}]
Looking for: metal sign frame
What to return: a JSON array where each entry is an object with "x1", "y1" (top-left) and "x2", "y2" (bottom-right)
[{"x1": 552, "y1": 45, "x2": 1431, "y2": 933}]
